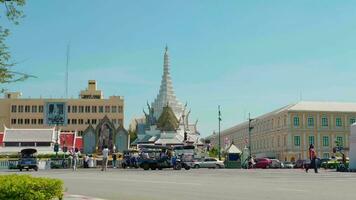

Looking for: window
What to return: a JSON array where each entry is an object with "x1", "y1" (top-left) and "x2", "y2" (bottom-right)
[
  {"x1": 112, "y1": 106, "x2": 117, "y2": 113},
  {"x1": 36, "y1": 142, "x2": 50, "y2": 147},
  {"x1": 112, "y1": 119, "x2": 117, "y2": 124},
  {"x1": 79, "y1": 106, "x2": 84, "y2": 113},
  {"x1": 18, "y1": 119, "x2": 23, "y2": 124},
  {"x1": 99, "y1": 106, "x2": 104, "y2": 113},
  {"x1": 31, "y1": 105, "x2": 37, "y2": 113},
  {"x1": 293, "y1": 116, "x2": 300, "y2": 127},
  {"x1": 350, "y1": 118, "x2": 356, "y2": 125},
  {"x1": 38, "y1": 105, "x2": 44, "y2": 113},
  {"x1": 24, "y1": 119, "x2": 30, "y2": 124},
  {"x1": 307, "y1": 117, "x2": 314, "y2": 127},
  {"x1": 25, "y1": 105, "x2": 30, "y2": 113},
  {"x1": 323, "y1": 136, "x2": 329, "y2": 147},
  {"x1": 31, "y1": 119, "x2": 37, "y2": 124},
  {"x1": 86, "y1": 119, "x2": 90, "y2": 124},
  {"x1": 21, "y1": 142, "x2": 35, "y2": 147},
  {"x1": 322, "y1": 117, "x2": 328, "y2": 127},
  {"x1": 38, "y1": 119, "x2": 43, "y2": 124},
  {"x1": 323, "y1": 153, "x2": 330, "y2": 159},
  {"x1": 308, "y1": 135, "x2": 315, "y2": 145},
  {"x1": 92, "y1": 106, "x2": 97, "y2": 113},
  {"x1": 336, "y1": 118, "x2": 342, "y2": 127},
  {"x1": 72, "y1": 106, "x2": 77, "y2": 113},
  {"x1": 67, "y1": 119, "x2": 71, "y2": 125},
  {"x1": 11, "y1": 105, "x2": 17, "y2": 113},
  {"x1": 5, "y1": 142, "x2": 20, "y2": 147},
  {"x1": 336, "y1": 136, "x2": 344, "y2": 147},
  {"x1": 294, "y1": 136, "x2": 301, "y2": 146},
  {"x1": 105, "y1": 106, "x2": 110, "y2": 113},
  {"x1": 11, "y1": 119, "x2": 16, "y2": 124},
  {"x1": 18, "y1": 105, "x2": 24, "y2": 113},
  {"x1": 118, "y1": 106, "x2": 123, "y2": 113},
  {"x1": 85, "y1": 106, "x2": 90, "y2": 113},
  {"x1": 67, "y1": 105, "x2": 71, "y2": 113},
  {"x1": 92, "y1": 119, "x2": 97, "y2": 124},
  {"x1": 78, "y1": 119, "x2": 83, "y2": 125},
  {"x1": 72, "y1": 119, "x2": 77, "y2": 124}
]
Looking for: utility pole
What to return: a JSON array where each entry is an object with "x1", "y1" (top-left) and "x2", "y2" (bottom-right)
[{"x1": 218, "y1": 105, "x2": 222, "y2": 161}]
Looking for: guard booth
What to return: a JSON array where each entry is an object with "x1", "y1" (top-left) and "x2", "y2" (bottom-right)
[{"x1": 224, "y1": 144, "x2": 242, "y2": 169}]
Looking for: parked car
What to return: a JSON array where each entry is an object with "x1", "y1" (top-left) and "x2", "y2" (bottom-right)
[
  {"x1": 254, "y1": 158, "x2": 272, "y2": 169},
  {"x1": 282, "y1": 161, "x2": 294, "y2": 169},
  {"x1": 17, "y1": 148, "x2": 38, "y2": 171},
  {"x1": 193, "y1": 158, "x2": 224, "y2": 169},
  {"x1": 270, "y1": 159, "x2": 283, "y2": 168},
  {"x1": 294, "y1": 159, "x2": 308, "y2": 168},
  {"x1": 321, "y1": 157, "x2": 349, "y2": 169}
]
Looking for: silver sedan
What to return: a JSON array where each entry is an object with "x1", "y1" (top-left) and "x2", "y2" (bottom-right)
[{"x1": 192, "y1": 158, "x2": 225, "y2": 169}]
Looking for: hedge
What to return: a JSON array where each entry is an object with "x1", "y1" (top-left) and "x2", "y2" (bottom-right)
[{"x1": 0, "y1": 174, "x2": 64, "y2": 200}]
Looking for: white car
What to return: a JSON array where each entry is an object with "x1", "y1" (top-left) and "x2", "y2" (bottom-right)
[
  {"x1": 282, "y1": 161, "x2": 294, "y2": 169},
  {"x1": 192, "y1": 158, "x2": 225, "y2": 169}
]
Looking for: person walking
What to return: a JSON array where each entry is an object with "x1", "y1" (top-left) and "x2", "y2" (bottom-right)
[
  {"x1": 112, "y1": 153, "x2": 117, "y2": 168},
  {"x1": 306, "y1": 144, "x2": 318, "y2": 173},
  {"x1": 73, "y1": 148, "x2": 80, "y2": 171},
  {"x1": 101, "y1": 145, "x2": 109, "y2": 171}
]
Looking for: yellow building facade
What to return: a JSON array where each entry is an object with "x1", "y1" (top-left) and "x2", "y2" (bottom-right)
[
  {"x1": 0, "y1": 80, "x2": 124, "y2": 135},
  {"x1": 207, "y1": 102, "x2": 356, "y2": 162}
]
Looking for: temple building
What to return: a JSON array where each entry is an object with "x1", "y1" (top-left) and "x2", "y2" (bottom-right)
[{"x1": 132, "y1": 46, "x2": 202, "y2": 147}]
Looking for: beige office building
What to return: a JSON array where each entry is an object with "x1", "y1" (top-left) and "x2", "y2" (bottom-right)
[
  {"x1": 0, "y1": 80, "x2": 124, "y2": 135},
  {"x1": 207, "y1": 101, "x2": 356, "y2": 162}
]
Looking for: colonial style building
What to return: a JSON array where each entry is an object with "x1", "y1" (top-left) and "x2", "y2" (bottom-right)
[
  {"x1": 0, "y1": 80, "x2": 124, "y2": 135},
  {"x1": 207, "y1": 101, "x2": 356, "y2": 162}
]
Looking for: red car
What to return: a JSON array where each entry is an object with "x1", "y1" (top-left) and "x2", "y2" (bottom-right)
[{"x1": 254, "y1": 158, "x2": 272, "y2": 169}]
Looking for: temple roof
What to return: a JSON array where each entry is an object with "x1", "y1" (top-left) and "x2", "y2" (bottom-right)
[{"x1": 157, "y1": 105, "x2": 180, "y2": 132}]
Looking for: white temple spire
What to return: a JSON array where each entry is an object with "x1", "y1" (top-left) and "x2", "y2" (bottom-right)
[{"x1": 151, "y1": 46, "x2": 184, "y2": 119}]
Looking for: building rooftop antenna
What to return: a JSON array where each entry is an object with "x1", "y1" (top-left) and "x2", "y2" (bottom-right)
[{"x1": 65, "y1": 42, "x2": 70, "y2": 99}]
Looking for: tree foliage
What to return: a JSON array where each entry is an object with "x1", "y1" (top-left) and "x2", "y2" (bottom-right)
[
  {"x1": 129, "y1": 129, "x2": 137, "y2": 144},
  {"x1": 0, "y1": 0, "x2": 27, "y2": 93}
]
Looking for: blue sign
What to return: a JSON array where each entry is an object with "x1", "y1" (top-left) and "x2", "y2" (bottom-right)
[{"x1": 45, "y1": 102, "x2": 67, "y2": 125}]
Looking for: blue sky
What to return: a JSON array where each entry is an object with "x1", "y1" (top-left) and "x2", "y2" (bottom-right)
[{"x1": 3, "y1": 1, "x2": 356, "y2": 136}]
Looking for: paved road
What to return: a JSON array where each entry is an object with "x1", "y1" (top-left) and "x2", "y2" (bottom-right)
[{"x1": 2, "y1": 168, "x2": 356, "y2": 200}]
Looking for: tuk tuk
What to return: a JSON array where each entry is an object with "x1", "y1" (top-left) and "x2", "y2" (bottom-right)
[
  {"x1": 17, "y1": 148, "x2": 39, "y2": 171},
  {"x1": 122, "y1": 149, "x2": 140, "y2": 169}
]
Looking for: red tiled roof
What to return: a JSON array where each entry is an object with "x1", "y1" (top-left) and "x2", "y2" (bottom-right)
[
  {"x1": 0, "y1": 133, "x2": 4, "y2": 146},
  {"x1": 60, "y1": 132, "x2": 75, "y2": 149},
  {"x1": 75, "y1": 137, "x2": 82, "y2": 150}
]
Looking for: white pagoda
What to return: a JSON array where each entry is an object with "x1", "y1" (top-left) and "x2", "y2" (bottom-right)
[{"x1": 133, "y1": 46, "x2": 202, "y2": 147}]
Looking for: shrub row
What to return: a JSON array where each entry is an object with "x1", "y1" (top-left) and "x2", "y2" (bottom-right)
[{"x1": 0, "y1": 174, "x2": 64, "y2": 200}]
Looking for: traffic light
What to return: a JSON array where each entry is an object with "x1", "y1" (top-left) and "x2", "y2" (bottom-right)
[
  {"x1": 63, "y1": 146, "x2": 68, "y2": 153},
  {"x1": 54, "y1": 143, "x2": 59, "y2": 152}
]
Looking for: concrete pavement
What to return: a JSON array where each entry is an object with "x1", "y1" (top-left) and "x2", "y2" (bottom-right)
[{"x1": 2, "y1": 168, "x2": 356, "y2": 200}]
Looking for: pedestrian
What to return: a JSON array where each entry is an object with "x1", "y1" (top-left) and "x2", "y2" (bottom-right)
[
  {"x1": 73, "y1": 148, "x2": 79, "y2": 171},
  {"x1": 306, "y1": 144, "x2": 318, "y2": 173},
  {"x1": 84, "y1": 154, "x2": 89, "y2": 168},
  {"x1": 88, "y1": 155, "x2": 94, "y2": 168},
  {"x1": 101, "y1": 145, "x2": 109, "y2": 171},
  {"x1": 112, "y1": 153, "x2": 117, "y2": 168}
]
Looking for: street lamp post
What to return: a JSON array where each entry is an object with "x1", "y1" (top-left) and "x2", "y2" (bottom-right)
[
  {"x1": 248, "y1": 113, "x2": 255, "y2": 158},
  {"x1": 218, "y1": 105, "x2": 222, "y2": 161}
]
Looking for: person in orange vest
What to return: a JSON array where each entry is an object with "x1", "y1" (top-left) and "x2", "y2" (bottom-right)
[{"x1": 306, "y1": 144, "x2": 318, "y2": 173}]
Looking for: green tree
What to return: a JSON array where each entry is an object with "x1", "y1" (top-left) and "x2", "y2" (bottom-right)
[
  {"x1": 0, "y1": 0, "x2": 30, "y2": 93},
  {"x1": 208, "y1": 147, "x2": 218, "y2": 158},
  {"x1": 129, "y1": 130, "x2": 137, "y2": 144}
]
